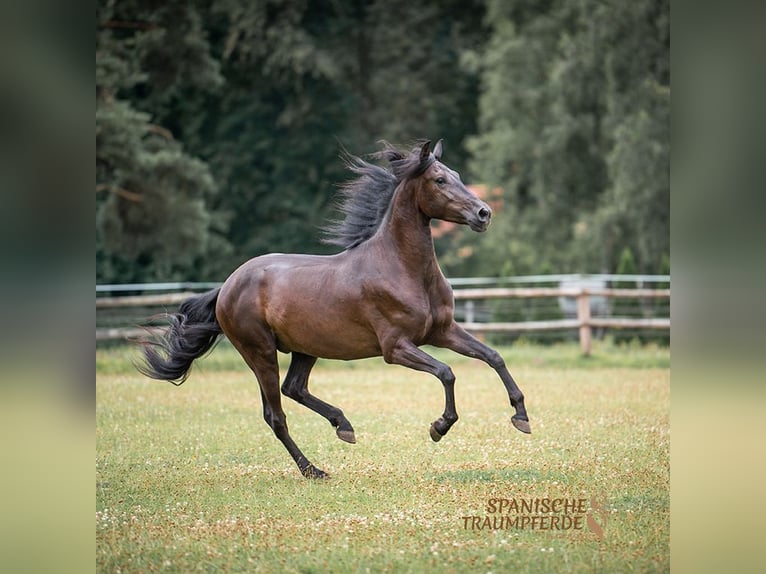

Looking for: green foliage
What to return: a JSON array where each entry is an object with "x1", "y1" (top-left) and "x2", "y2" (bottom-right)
[
  {"x1": 447, "y1": 0, "x2": 669, "y2": 278},
  {"x1": 615, "y1": 246, "x2": 638, "y2": 277},
  {"x1": 96, "y1": 0, "x2": 668, "y2": 284},
  {"x1": 96, "y1": 0, "x2": 229, "y2": 282},
  {"x1": 612, "y1": 246, "x2": 668, "y2": 346},
  {"x1": 612, "y1": 247, "x2": 639, "y2": 344},
  {"x1": 96, "y1": 0, "x2": 485, "y2": 282}
]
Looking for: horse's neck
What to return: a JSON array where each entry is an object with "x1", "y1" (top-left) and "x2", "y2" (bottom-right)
[{"x1": 378, "y1": 181, "x2": 440, "y2": 278}]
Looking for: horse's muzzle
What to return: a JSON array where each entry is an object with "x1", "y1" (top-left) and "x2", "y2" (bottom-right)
[{"x1": 469, "y1": 205, "x2": 492, "y2": 232}]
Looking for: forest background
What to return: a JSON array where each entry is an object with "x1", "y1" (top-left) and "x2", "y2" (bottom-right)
[{"x1": 96, "y1": 0, "x2": 669, "y2": 284}]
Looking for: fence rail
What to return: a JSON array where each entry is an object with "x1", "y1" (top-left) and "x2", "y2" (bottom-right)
[
  {"x1": 96, "y1": 277, "x2": 669, "y2": 355},
  {"x1": 453, "y1": 287, "x2": 670, "y2": 299},
  {"x1": 453, "y1": 286, "x2": 669, "y2": 354},
  {"x1": 96, "y1": 292, "x2": 198, "y2": 309}
]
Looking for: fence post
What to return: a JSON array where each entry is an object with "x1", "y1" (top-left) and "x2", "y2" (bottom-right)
[
  {"x1": 465, "y1": 300, "x2": 475, "y2": 324},
  {"x1": 577, "y1": 290, "x2": 592, "y2": 356}
]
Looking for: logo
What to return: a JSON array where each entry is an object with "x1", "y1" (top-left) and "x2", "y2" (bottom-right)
[
  {"x1": 461, "y1": 496, "x2": 607, "y2": 539},
  {"x1": 586, "y1": 497, "x2": 607, "y2": 540}
]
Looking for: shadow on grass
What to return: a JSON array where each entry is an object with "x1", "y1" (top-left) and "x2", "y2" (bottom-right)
[{"x1": 430, "y1": 467, "x2": 568, "y2": 483}]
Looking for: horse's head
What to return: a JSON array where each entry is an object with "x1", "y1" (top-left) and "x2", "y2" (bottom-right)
[{"x1": 414, "y1": 140, "x2": 492, "y2": 232}]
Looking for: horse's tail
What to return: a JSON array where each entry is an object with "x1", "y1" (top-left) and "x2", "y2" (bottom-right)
[{"x1": 138, "y1": 288, "x2": 223, "y2": 385}]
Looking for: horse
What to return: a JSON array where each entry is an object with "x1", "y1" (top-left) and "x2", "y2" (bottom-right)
[{"x1": 139, "y1": 139, "x2": 530, "y2": 479}]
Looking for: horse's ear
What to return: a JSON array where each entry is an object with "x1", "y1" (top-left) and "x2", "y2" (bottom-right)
[
  {"x1": 433, "y1": 139, "x2": 443, "y2": 160},
  {"x1": 419, "y1": 140, "x2": 432, "y2": 162}
]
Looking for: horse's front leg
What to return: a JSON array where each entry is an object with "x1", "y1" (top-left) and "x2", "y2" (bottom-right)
[
  {"x1": 432, "y1": 323, "x2": 531, "y2": 434},
  {"x1": 382, "y1": 338, "x2": 458, "y2": 441}
]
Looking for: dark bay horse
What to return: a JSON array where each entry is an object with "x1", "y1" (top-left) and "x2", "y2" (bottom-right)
[{"x1": 140, "y1": 140, "x2": 530, "y2": 478}]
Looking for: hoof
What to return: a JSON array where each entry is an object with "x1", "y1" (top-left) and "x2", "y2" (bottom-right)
[
  {"x1": 429, "y1": 423, "x2": 444, "y2": 442},
  {"x1": 336, "y1": 428, "x2": 357, "y2": 444},
  {"x1": 512, "y1": 417, "x2": 531, "y2": 434},
  {"x1": 302, "y1": 465, "x2": 330, "y2": 480}
]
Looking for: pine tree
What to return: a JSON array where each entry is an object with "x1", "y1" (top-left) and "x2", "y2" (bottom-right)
[{"x1": 96, "y1": 0, "x2": 228, "y2": 282}]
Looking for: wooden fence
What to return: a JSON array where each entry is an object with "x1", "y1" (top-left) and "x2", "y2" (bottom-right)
[
  {"x1": 453, "y1": 287, "x2": 669, "y2": 355},
  {"x1": 97, "y1": 284, "x2": 669, "y2": 356}
]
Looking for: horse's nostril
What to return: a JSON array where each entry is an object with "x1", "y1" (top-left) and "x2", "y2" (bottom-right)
[{"x1": 478, "y1": 207, "x2": 491, "y2": 222}]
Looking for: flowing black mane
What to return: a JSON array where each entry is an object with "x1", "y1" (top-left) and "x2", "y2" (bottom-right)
[{"x1": 322, "y1": 141, "x2": 435, "y2": 249}]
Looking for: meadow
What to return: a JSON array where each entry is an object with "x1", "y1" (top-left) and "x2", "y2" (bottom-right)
[{"x1": 96, "y1": 340, "x2": 669, "y2": 573}]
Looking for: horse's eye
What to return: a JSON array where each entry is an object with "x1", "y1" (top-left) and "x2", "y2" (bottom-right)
[{"x1": 435, "y1": 177, "x2": 446, "y2": 185}]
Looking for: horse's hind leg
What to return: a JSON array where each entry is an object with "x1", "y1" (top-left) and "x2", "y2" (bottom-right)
[
  {"x1": 233, "y1": 339, "x2": 328, "y2": 479},
  {"x1": 281, "y1": 353, "x2": 357, "y2": 444}
]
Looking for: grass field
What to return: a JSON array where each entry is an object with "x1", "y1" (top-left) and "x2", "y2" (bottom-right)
[{"x1": 96, "y1": 340, "x2": 669, "y2": 573}]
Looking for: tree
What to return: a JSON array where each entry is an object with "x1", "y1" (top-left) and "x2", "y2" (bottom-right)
[
  {"x1": 96, "y1": 0, "x2": 488, "y2": 283},
  {"x1": 96, "y1": 1, "x2": 668, "y2": 284},
  {"x1": 96, "y1": 0, "x2": 229, "y2": 282},
  {"x1": 446, "y1": 0, "x2": 669, "y2": 278}
]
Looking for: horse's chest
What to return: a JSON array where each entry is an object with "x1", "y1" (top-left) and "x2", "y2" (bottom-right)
[
  {"x1": 365, "y1": 272, "x2": 453, "y2": 342},
  {"x1": 411, "y1": 291, "x2": 453, "y2": 341}
]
